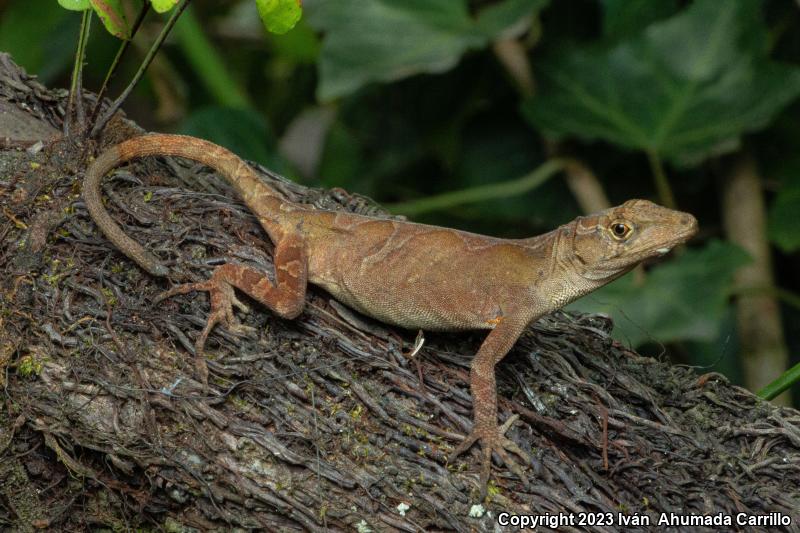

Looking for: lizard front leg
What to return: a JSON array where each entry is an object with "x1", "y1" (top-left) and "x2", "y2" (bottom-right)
[
  {"x1": 156, "y1": 234, "x2": 307, "y2": 382},
  {"x1": 449, "y1": 316, "x2": 530, "y2": 495}
]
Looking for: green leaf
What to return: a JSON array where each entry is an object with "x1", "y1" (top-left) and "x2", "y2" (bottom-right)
[
  {"x1": 454, "y1": 123, "x2": 569, "y2": 224},
  {"x1": 600, "y1": 0, "x2": 678, "y2": 41},
  {"x1": 307, "y1": 0, "x2": 548, "y2": 100},
  {"x1": 319, "y1": 121, "x2": 364, "y2": 190},
  {"x1": 759, "y1": 360, "x2": 800, "y2": 400},
  {"x1": 769, "y1": 176, "x2": 800, "y2": 253},
  {"x1": 268, "y1": 18, "x2": 320, "y2": 64},
  {"x1": 762, "y1": 119, "x2": 800, "y2": 253},
  {"x1": 58, "y1": 0, "x2": 91, "y2": 10},
  {"x1": 522, "y1": 0, "x2": 800, "y2": 165},
  {"x1": 257, "y1": 0, "x2": 302, "y2": 35},
  {"x1": 1, "y1": 3, "x2": 72, "y2": 82},
  {"x1": 89, "y1": 0, "x2": 129, "y2": 39},
  {"x1": 150, "y1": 0, "x2": 180, "y2": 14},
  {"x1": 307, "y1": 0, "x2": 478, "y2": 100},
  {"x1": 179, "y1": 106, "x2": 291, "y2": 175},
  {"x1": 568, "y1": 240, "x2": 750, "y2": 347},
  {"x1": 475, "y1": 0, "x2": 549, "y2": 39},
  {"x1": 173, "y1": 8, "x2": 251, "y2": 108}
]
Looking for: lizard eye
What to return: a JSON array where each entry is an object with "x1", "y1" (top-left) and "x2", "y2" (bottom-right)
[{"x1": 610, "y1": 221, "x2": 633, "y2": 240}]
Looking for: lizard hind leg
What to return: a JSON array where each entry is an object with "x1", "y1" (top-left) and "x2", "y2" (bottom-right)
[{"x1": 155, "y1": 235, "x2": 308, "y2": 383}]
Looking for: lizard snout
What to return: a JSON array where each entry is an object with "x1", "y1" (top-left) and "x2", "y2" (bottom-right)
[{"x1": 679, "y1": 213, "x2": 699, "y2": 238}]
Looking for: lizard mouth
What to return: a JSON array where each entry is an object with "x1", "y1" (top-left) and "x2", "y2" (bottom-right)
[{"x1": 647, "y1": 220, "x2": 698, "y2": 257}]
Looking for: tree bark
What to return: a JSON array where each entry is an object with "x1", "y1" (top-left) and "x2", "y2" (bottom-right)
[{"x1": 1, "y1": 53, "x2": 799, "y2": 532}]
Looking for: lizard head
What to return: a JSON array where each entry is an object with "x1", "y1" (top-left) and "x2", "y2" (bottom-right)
[{"x1": 567, "y1": 199, "x2": 698, "y2": 282}]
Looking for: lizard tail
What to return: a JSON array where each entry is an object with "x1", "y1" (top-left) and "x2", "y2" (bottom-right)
[{"x1": 83, "y1": 133, "x2": 285, "y2": 277}]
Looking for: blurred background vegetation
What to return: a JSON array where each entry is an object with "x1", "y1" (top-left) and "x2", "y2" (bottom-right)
[{"x1": 1, "y1": 0, "x2": 799, "y2": 403}]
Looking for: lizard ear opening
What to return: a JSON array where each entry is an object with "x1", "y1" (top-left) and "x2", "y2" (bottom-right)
[{"x1": 609, "y1": 220, "x2": 634, "y2": 241}]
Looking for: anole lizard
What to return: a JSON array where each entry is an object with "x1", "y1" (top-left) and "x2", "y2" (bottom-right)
[{"x1": 83, "y1": 134, "x2": 698, "y2": 494}]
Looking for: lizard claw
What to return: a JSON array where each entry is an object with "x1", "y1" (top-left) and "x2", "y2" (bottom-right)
[
  {"x1": 449, "y1": 414, "x2": 528, "y2": 496},
  {"x1": 156, "y1": 276, "x2": 244, "y2": 385}
]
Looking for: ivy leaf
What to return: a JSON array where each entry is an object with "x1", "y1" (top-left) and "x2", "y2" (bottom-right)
[
  {"x1": 3, "y1": 3, "x2": 71, "y2": 82},
  {"x1": 522, "y1": 0, "x2": 800, "y2": 165},
  {"x1": 600, "y1": 0, "x2": 678, "y2": 41},
  {"x1": 475, "y1": 0, "x2": 549, "y2": 39},
  {"x1": 89, "y1": 0, "x2": 129, "y2": 39},
  {"x1": 179, "y1": 106, "x2": 291, "y2": 174},
  {"x1": 568, "y1": 240, "x2": 750, "y2": 347},
  {"x1": 769, "y1": 190, "x2": 800, "y2": 252},
  {"x1": 769, "y1": 169, "x2": 800, "y2": 253},
  {"x1": 150, "y1": 0, "x2": 180, "y2": 14},
  {"x1": 307, "y1": 0, "x2": 547, "y2": 100},
  {"x1": 256, "y1": 0, "x2": 302, "y2": 35},
  {"x1": 57, "y1": 0, "x2": 91, "y2": 10}
]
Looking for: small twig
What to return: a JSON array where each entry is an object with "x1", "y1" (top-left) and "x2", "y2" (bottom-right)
[
  {"x1": 544, "y1": 140, "x2": 611, "y2": 214},
  {"x1": 89, "y1": 1, "x2": 152, "y2": 125},
  {"x1": 492, "y1": 36, "x2": 612, "y2": 219},
  {"x1": 65, "y1": 9, "x2": 92, "y2": 135},
  {"x1": 405, "y1": 330, "x2": 426, "y2": 392},
  {"x1": 597, "y1": 395, "x2": 609, "y2": 471},
  {"x1": 91, "y1": 0, "x2": 192, "y2": 137},
  {"x1": 492, "y1": 39, "x2": 534, "y2": 97},
  {"x1": 646, "y1": 150, "x2": 677, "y2": 209},
  {"x1": 308, "y1": 381, "x2": 328, "y2": 530}
]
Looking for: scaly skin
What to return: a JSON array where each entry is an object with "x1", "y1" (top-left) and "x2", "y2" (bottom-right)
[{"x1": 83, "y1": 134, "x2": 699, "y2": 496}]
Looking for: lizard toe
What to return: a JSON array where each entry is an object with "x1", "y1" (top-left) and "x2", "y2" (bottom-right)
[
  {"x1": 156, "y1": 276, "x2": 244, "y2": 385},
  {"x1": 230, "y1": 293, "x2": 250, "y2": 313},
  {"x1": 154, "y1": 279, "x2": 213, "y2": 304},
  {"x1": 496, "y1": 414, "x2": 528, "y2": 462},
  {"x1": 448, "y1": 431, "x2": 480, "y2": 462},
  {"x1": 451, "y1": 418, "x2": 530, "y2": 497},
  {"x1": 494, "y1": 440, "x2": 528, "y2": 482},
  {"x1": 473, "y1": 435, "x2": 526, "y2": 498}
]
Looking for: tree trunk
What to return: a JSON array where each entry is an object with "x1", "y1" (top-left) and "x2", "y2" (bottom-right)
[{"x1": 1, "y1": 53, "x2": 799, "y2": 532}]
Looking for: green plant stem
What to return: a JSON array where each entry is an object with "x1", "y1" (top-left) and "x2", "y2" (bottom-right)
[
  {"x1": 385, "y1": 159, "x2": 568, "y2": 217},
  {"x1": 65, "y1": 9, "x2": 92, "y2": 135},
  {"x1": 732, "y1": 284, "x2": 800, "y2": 401},
  {"x1": 91, "y1": 0, "x2": 192, "y2": 137},
  {"x1": 89, "y1": 2, "x2": 151, "y2": 125},
  {"x1": 646, "y1": 150, "x2": 677, "y2": 209},
  {"x1": 492, "y1": 38, "x2": 612, "y2": 217},
  {"x1": 758, "y1": 361, "x2": 800, "y2": 400},
  {"x1": 173, "y1": 5, "x2": 251, "y2": 109}
]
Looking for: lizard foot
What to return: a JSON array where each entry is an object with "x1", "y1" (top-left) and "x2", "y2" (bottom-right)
[
  {"x1": 449, "y1": 415, "x2": 528, "y2": 496},
  {"x1": 156, "y1": 276, "x2": 250, "y2": 384}
]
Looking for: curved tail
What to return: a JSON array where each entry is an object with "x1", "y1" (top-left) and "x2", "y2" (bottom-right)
[{"x1": 83, "y1": 134, "x2": 284, "y2": 276}]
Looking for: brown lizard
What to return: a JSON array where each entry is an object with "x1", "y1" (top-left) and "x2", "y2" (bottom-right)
[{"x1": 83, "y1": 133, "x2": 698, "y2": 494}]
